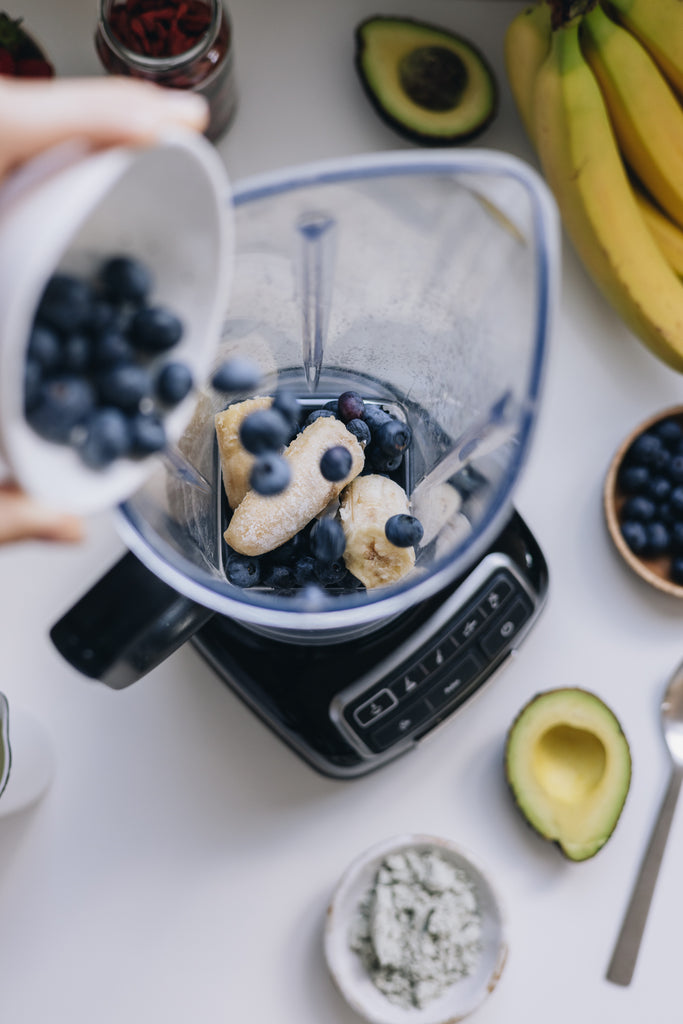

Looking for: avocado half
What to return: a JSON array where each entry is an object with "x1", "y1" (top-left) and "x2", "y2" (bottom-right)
[
  {"x1": 505, "y1": 688, "x2": 632, "y2": 862},
  {"x1": 354, "y1": 16, "x2": 498, "y2": 146}
]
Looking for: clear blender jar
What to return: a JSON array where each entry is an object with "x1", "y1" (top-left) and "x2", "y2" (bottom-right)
[{"x1": 52, "y1": 149, "x2": 559, "y2": 682}]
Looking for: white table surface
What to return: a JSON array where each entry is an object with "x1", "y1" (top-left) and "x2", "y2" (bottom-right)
[{"x1": 2, "y1": 1, "x2": 683, "y2": 1021}]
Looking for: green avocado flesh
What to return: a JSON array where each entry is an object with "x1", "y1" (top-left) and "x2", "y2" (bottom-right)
[
  {"x1": 505, "y1": 688, "x2": 632, "y2": 861},
  {"x1": 354, "y1": 16, "x2": 498, "y2": 145}
]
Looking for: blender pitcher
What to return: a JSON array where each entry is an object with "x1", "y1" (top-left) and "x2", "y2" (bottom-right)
[{"x1": 51, "y1": 149, "x2": 559, "y2": 688}]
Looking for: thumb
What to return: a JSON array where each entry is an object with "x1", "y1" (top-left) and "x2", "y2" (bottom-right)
[{"x1": 0, "y1": 484, "x2": 84, "y2": 544}]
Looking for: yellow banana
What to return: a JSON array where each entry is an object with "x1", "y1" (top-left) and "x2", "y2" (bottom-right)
[
  {"x1": 504, "y1": 2, "x2": 552, "y2": 142},
  {"x1": 602, "y1": 0, "x2": 683, "y2": 97},
  {"x1": 533, "y1": 17, "x2": 683, "y2": 372},
  {"x1": 581, "y1": 4, "x2": 683, "y2": 231},
  {"x1": 634, "y1": 186, "x2": 683, "y2": 278}
]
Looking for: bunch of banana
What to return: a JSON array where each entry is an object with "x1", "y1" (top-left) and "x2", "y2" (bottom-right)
[{"x1": 504, "y1": 0, "x2": 683, "y2": 372}]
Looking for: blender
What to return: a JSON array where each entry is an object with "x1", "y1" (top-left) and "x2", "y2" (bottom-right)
[{"x1": 50, "y1": 149, "x2": 559, "y2": 777}]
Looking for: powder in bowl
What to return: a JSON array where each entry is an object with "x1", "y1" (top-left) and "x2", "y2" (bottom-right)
[{"x1": 349, "y1": 847, "x2": 483, "y2": 1009}]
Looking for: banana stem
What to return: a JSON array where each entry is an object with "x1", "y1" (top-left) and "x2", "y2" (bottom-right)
[{"x1": 545, "y1": 0, "x2": 599, "y2": 30}]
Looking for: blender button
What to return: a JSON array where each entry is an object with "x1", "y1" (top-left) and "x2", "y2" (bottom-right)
[
  {"x1": 479, "y1": 597, "x2": 532, "y2": 658},
  {"x1": 353, "y1": 689, "x2": 398, "y2": 727},
  {"x1": 424, "y1": 653, "x2": 482, "y2": 710},
  {"x1": 452, "y1": 608, "x2": 486, "y2": 646},
  {"x1": 421, "y1": 643, "x2": 454, "y2": 673},
  {"x1": 369, "y1": 699, "x2": 432, "y2": 751},
  {"x1": 390, "y1": 664, "x2": 428, "y2": 700},
  {"x1": 479, "y1": 575, "x2": 514, "y2": 616}
]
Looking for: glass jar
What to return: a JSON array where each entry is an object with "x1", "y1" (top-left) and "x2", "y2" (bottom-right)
[{"x1": 95, "y1": 0, "x2": 237, "y2": 143}]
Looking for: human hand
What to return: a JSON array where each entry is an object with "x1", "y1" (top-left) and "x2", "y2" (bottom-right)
[
  {"x1": 0, "y1": 74, "x2": 208, "y2": 179},
  {"x1": 0, "y1": 75, "x2": 208, "y2": 545}
]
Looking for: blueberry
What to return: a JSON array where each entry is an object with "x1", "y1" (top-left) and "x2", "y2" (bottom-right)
[
  {"x1": 24, "y1": 359, "x2": 42, "y2": 412},
  {"x1": 98, "y1": 256, "x2": 153, "y2": 305},
  {"x1": 314, "y1": 559, "x2": 347, "y2": 585},
  {"x1": 271, "y1": 391, "x2": 301, "y2": 432},
  {"x1": 129, "y1": 306, "x2": 183, "y2": 352},
  {"x1": 366, "y1": 445, "x2": 403, "y2": 473},
  {"x1": 239, "y1": 408, "x2": 291, "y2": 455},
  {"x1": 363, "y1": 405, "x2": 392, "y2": 431},
  {"x1": 226, "y1": 550, "x2": 261, "y2": 587},
  {"x1": 320, "y1": 445, "x2": 352, "y2": 482},
  {"x1": 84, "y1": 299, "x2": 121, "y2": 337},
  {"x1": 655, "y1": 417, "x2": 683, "y2": 449},
  {"x1": 98, "y1": 363, "x2": 154, "y2": 411},
  {"x1": 27, "y1": 375, "x2": 96, "y2": 443},
  {"x1": 36, "y1": 273, "x2": 93, "y2": 333},
  {"x1": 268, "y1": 531, "x2": 309, "y2": 566},
  {"x1": 385, "y1": 514, "x2": 424, "y2": 548},
  {"x1": 375, "y1": 419, "x2": 412, "y2": 455},
  {"x1": 249, "y1": 453, "x2": 291, "y2": 495},
  {"x1": 645, "y1": 521, "x2": 671, "y2": 556},
  {"x1": 646, "y1": 475, "x2": 672, "y2": 503},
  {"x1": 621, "y1": 495, "x2": 656, "y2": 521},
  {"x1": 91, "y1": 327, "x2": 135, "y2": 367},
  {"x1": 671, "y1": 485, "x2": 683, "y2": 515},
  {"x1": 296, "y1": 582, "x2": 327, "y2": 608},
  {"x1": 62, "y1": 333, "x2": 91, "y2": 373},
  {"x1": 337, "y1": 390, "x2": 365, "y2": 423},
  {"x1": 310, "y1": 518, "x2": 346, "y2": 562},
  {"x1": 77, "y1": 407, "x2": 131, "y2": 468},
  {"x1": 668, "y1": 454, "x2": 683, "y2": 484},
  {"x1": 211, "y1": 356, "x2": 262, "y2": 393},
  {"x1": 621, "y1": 519, "x2": 649, "y2": 555},
  {"x1": 671, "y1": 522, "x2": 683, "y2": 554},
  {"x1": 27, "y1": 324, "x2": 61, "y2": 371},
  {"x1": 671, "y1": 556, "x2": 683, "y2": 585},
  {"x1": 626, "y1": 431, "x2": 664, "y2": 467},
  {"x1": 129, "y1": 411, "x2": 167, "y2": 455},
  {"x1": 303, "y1": 408, "x2": 336, "y2": 429},
  {"x1": 618, "y1": 463, "x2": 650, "y2": 494},
  {"x1": 261, "y1": 563, "x2": 295, "y2": 591},
  {"x1": 294, "y1": 554, "x2": 318, "y2": 586},
  {"x1": 155, "y1": 361, "x2": 194, "y2": 406},
  {"x1": 323, "y1": 399, "x2": 339, "y2": 415},
  {"x1": 346, "y1": 418, "x2": 371, "y2": 446}
]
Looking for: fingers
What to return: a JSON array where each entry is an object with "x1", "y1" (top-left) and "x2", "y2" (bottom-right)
[
  {"x1": 0, "y1": 483, "x2": 84, "y2": 544},
  {"x1": 0, "y1": 76, "x2": 209, "y2": 177}
]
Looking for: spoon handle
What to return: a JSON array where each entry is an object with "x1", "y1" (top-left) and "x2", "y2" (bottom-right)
[{"x1": 606, "y1": 765, "x2": 683, "y2": 986}]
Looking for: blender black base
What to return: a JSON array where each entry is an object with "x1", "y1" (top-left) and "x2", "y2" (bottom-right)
[{"x1": 192, "y1": 510, "x2": 548, "y2": 779}]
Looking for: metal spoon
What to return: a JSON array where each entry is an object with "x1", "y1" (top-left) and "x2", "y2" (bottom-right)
[{"x1": 606, "y1": 658, "x2": 683, "y2": 986}]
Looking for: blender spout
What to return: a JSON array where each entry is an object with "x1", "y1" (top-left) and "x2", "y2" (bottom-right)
[{"x1": 296, "y1": 210, "x2": 337, "y2": 391}]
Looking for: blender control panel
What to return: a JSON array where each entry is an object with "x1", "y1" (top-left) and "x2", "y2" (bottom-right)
[{"x1": 334, "y1": 567, "x2": 534, "y2": 754}]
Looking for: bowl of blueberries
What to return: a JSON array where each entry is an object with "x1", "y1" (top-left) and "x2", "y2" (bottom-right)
[
  {"x1": 0, "y1": 130, "x2": 233, "y2": 513},
  {"x1": 604, "y1": 405, "x2": 683, "y2": 597}
]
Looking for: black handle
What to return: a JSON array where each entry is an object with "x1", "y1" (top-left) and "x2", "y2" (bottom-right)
[{"x1": 50, "y1": 551, "x2": 214, "y2": 689}]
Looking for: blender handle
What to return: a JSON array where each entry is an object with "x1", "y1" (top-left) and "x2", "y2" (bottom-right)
[{"x1": 49, "y1": 552, "x2": 214, "y2": 689}]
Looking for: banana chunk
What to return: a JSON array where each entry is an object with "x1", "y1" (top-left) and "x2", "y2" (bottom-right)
[
  {"x1": 340, "y1": 474, "x2": 416, "y2": 589},
  {"x1": 215, "y1": 396, "x2": 272, "y2": 509},
  {"x1": 225, "y1": 415, "x2": 365, "y2": 556}
]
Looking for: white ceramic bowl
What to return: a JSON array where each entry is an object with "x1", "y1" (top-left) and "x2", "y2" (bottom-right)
[
  {"x1": 0, "y1": 130, "x2": 233, "y2": 514},
  {"x1": 325, "y1": 833, "x2": 507, "y2": 1024}
]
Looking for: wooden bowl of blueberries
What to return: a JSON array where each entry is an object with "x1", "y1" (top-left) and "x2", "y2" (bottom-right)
[{"x1": 604, "y1": 405, "x2": 683, "y2": 597}]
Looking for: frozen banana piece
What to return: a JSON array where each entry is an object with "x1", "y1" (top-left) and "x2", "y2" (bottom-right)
[
  {"x1": 215, "y1": 396, "x2": 272, "y2": 509},
  {"x1": 340, "y1": 474, "x2": 416, "y2": 589},
  {"x1": 225, "y1": 415, "x2": 365, "y2": 556}
]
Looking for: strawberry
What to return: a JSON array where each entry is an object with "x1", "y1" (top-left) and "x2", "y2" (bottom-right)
[
  {"x1": 14, "y1": 57, "x2": 53, "y2": 77},
  {"x1": 0, "y1": 12, "x2": 53, "y2": 78},
  {"x1": 0, "y1": 47, "x2": 15, "y2": 74}
]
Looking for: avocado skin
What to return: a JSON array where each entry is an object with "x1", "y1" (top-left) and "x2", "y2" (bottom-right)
[
  {"x1": 504, "y1": 687, "x2": 632, "y2": 862},
  {"x1": 354, "y1": 16, "x2": 499, "y2": 147}
]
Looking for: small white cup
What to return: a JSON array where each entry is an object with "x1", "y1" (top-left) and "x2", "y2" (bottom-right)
[{"x1": 0, "y1": 131, "x2": 234, "y2": 514}]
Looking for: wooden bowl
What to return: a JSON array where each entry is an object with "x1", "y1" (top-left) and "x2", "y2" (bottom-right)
[{"x1": 604, "y1": 405, "x2": 683, "y2": 598}]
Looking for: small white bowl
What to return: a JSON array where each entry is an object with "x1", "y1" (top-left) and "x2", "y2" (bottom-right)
[
  {"x1": 0, "y1": 130, "x2": 233, "y2": 514},
  {"x1": 325, "y1": 834, "x2": 507, "y2": 1024}
]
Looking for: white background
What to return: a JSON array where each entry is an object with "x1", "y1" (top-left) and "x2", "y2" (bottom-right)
[{"x1": 1, "y1": 1, "x2": 683, "y2": 1021}]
